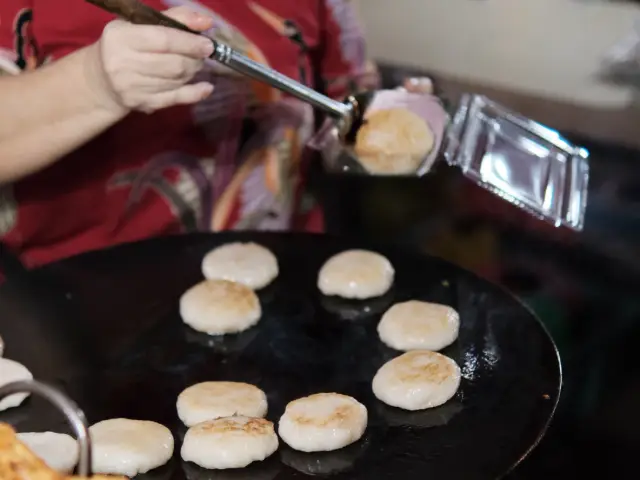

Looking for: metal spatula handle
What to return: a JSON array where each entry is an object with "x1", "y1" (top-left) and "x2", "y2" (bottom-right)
[
  {"x1": 212, "y1": 42, "x2": 352, "y2": 119},
  {"x1": 86, "y1": 0, "x2": 355, "y2": 127}
]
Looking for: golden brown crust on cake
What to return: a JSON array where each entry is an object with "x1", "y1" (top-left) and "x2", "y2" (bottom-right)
[{"x1": 354, "y1": 108, "x2": 434, "y2": 175}]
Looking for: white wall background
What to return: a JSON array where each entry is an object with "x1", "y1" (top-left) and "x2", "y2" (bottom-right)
[{"x1": 356, "y1": 0, "x2": 640, "y2": 109}]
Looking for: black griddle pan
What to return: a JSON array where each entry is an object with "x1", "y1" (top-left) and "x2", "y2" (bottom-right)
[{"x1": 0, "y1": 232, "x2": 561, "y2": 480}]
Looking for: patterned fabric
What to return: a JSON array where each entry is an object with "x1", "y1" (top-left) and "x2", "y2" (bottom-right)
[{"x1": 0, "y1": 0, "x2": 379, "y2": 268}]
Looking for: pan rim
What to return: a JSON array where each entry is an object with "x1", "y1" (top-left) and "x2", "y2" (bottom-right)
[{"x1": 3, "y1": 231, "x2": 562, "y2": 479}]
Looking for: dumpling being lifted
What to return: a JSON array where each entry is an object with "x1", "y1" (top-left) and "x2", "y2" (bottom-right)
[{"x1": 354, "y1": 108, "x2": 435, "y2": 175}]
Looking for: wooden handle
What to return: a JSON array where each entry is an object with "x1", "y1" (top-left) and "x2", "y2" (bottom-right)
[{"x1": 86, "y1": 0, "x2": 200, "y2": 34}]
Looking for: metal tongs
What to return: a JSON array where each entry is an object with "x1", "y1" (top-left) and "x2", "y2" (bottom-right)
[
  {"x1": 85, "y1": 0, "x2": 364, "y2": 139},
  {"x1": 0, "y1": 380, "x2": 92, "y2": 476}
]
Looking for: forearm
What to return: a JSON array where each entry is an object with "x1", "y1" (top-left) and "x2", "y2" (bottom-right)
[{"x1": 0, "y1": 44, "x2": 126, "y2": 183}]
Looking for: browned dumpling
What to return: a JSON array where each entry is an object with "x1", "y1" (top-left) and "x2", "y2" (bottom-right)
[
  {"x1": 181, "y1": 416, "x2": 278, "y2": 469},
  {"x1": 278, "y1": 393, "x2": 367, "y2": 452},
  {"x1": 372, "y1": 351, "x2": 461, "y2": 411},
  {"x1": 354, "y1": 108, "x2": 434, "y2": 175},
  {"x1": 179, "y1": 279, "x2": 261, "y2": 335}
]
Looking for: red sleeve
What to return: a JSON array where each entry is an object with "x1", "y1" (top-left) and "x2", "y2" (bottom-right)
[
  {"x1": 317, "y1": 0, "x2": 379, "y2": 99},
  {"x1": 0, "y1": 0, "x2": 39, "y2": 74}
]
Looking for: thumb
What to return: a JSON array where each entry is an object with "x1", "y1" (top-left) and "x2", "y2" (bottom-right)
[
  {"x1": 163, "y1": 6, "x2": 214, "y2": 33},
  {"x1": 403, "y1": 77, "x2": 434, "y2": 95}
]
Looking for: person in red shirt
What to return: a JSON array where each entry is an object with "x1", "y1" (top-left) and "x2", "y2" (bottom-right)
[{"x1": 0, "y1": 0, "x2": 381, "y2": 271}]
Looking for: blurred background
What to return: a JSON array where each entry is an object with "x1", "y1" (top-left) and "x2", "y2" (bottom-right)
[{"x1": 311, "y1": 0, "x2": 640, "y2": 477}]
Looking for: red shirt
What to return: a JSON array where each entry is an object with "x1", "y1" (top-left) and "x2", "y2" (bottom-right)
[{"x1": 0, "y1": 0, "x2": 377, "y2": 269}]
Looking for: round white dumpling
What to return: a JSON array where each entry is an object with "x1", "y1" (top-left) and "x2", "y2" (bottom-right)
[
  {"x1": 181, "y1": 416, "x2": 278, "y2": 469},
  {"x1": 372, "y1": 350, "x2": 461, "y2": 411},
  {"x1": 89, "y1": 418, "x2": 174, "y2": 477},
  {"x1": 180, "y1": 279, "x2": 261, "y2": 335},
  {"x1": 0, "y1": 358, "x2": 33, "y2": 411},
  {"x1": 278, "y1": 393, "x2": 367, "y2": 452},
  {"x1": 17, "y1": 432, "x2": 78, "y2": 473},
  {"x1": 177, "y1": 381, "x2": 268, "y2": 427},
  {"x1": 377, "y1": 301, "x2": 460, "y2": 351},
  {"x1": 202, "y1": 242, "x2": 279, "y2": 290},
  {"x1": 354, "y1": 107, "x2": 435, "y2": 175},
  {"x1": 317, "y1": 250, "x2": 394, "y2": 299}
]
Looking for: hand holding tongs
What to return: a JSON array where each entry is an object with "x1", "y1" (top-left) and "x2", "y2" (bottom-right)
[{"x1": 85, "y1": 0, "x2": 364, "y2": 138}]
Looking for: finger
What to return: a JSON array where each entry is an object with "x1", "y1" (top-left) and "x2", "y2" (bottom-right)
[
  {"x1": 163, "y1": 6, "x2": 214, "y2": 33},
  {"x1": 142, "y1": 82, "x2": 214, "y2": 113},
  {"x1": 126, "y1": 72, "x2": 187, "y2": 94},
  {"x1": 126, "y1": 24, "x2": 214, "y2": 58},
  {"x1": 136, "y1": 53, "x2": 203, "y2": 80},
  {"x1": 404, "y1": 77, "x2": 434, "y2": 94}
]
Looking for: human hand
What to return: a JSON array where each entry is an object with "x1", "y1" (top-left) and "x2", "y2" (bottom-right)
[
  {"x1": 403, "y1": 77, "x2": 434, "y2": 95},
  {"x1": 88, "y1": 6, "x2": 215, "y2": 114}
]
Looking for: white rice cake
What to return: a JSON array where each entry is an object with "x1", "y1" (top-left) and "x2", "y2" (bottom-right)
[
  {"x1": 377, "y1": 301, "x2": 460, "y2": 351},
  {"x1": 17, "y1": 432, "x2": 78, "y2": 473},
  {"x1": 181, "y1": 416, "x2": 278, "y2": 469},
  {"x1": 89, "y1": 418, "x2": 174, "y2": 477},
  {"x1": 372, "y1": 350, "x2": 461, "y2": 411},
  {"x1": 278, "y1": 393, "x2": 367, "y2": 452},
  {"x1": 177, "y1": 381, "x2": 268, "y2": 427},
  {"x1": 180, "y1": 279, "x2": 261, "y2": 335},
  {"x1": 0, "y1": 358, "x2": 33, "y2": 411},
  {"x1": 317, "y1": 250, "x2": 394, "y2": 299},
  {"x1": 202, "y1": 242, "x2": 279, "y2": 290}
]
